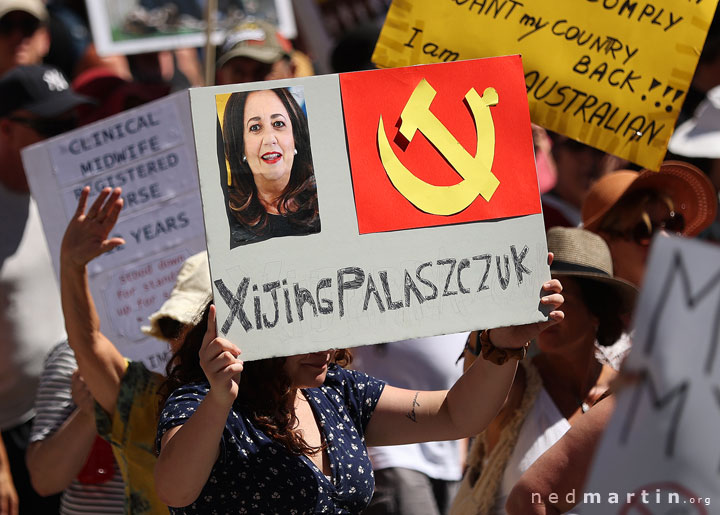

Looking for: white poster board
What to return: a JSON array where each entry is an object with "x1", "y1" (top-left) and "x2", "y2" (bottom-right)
[
  {"x1": 22, "y1": 92, "x2": 207, "y2": 371},
  {"x1": 581, "y1": 236, "x2": 720, "y2": 513},
  {"x1": 191, "y1": 57, "x2": 553, "y2": 362},
  {"x1": 86, "y1": 0, "x2": 296, "y2": 57}
]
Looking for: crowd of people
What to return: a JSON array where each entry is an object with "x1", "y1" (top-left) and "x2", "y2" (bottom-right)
[{"x1": 1, "y1": 0, "x2": 719, "y2": 514}]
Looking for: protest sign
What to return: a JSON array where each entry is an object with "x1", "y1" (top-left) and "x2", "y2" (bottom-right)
[
  {"x1": 193, "y1": 55, "x2": 551, "y2": 362},
  {"x1": 22, "y1": 92, "x2": 206, "y2": 371},
  {"x1": 372, "y1": 0, "x2": 719, "y2": 171},
  {"x1": 580, "y1": 236, "x2": 720, "y2": 513},
  {"x1": 86, "y1": 0, "x2": 296, "y2": 56}
]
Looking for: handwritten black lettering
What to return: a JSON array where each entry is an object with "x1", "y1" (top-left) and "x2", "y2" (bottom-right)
[
  {"x1": 416, "y1": 262, "x2": 439, "y2": 300},
  {"x1": 473, "y1": 254, "x2": 492, "y2": 291},
  {"x1": 403, "y1": 270, "x2": 425, "y2": 306},
  {"x1": 363, "y1": 273, "x2": 385, "y2": 313},
  {"x1": 214, "y1": 278, "x2": 252, "y2": 334},
  {"x1": 437, "y1": 258, "x2": 459, "y2": 296},
  {"x1": 619, "y1": 370, "x2": 689, "y2": 457},
  {"x1": 518, "y1": 12, "x2": 548, "y2": 41},
  {"x1": 262, "y1": 281, "x2": 281, "y2": 328},
  {"x1": 457, "y1": 258, "x2": 472, "y2": 294},
  {"x1": 642, "y1": 251, "x2": 720, "y2": 374},
  {"x1": 511, "y1": 245, "x2": 531, "y2": 284},
  {"x1": 282, "y1": 280, "x2": 293, "y2": 324},
  {"x1": 316, "y1": 278, "x2": 333, "y2": 315},
  {"x1": 337, "y1": 267, "x2": 365, "y2": 318},
  {"x1": 294, "y1": 283, "x2": 318, "y2": 321},
  {"x1": 496, "y1": 254, "x2": 511, "y2": 290},
  {"x1": 380, "y1": 271, "x2": 403, "y2": 310}
]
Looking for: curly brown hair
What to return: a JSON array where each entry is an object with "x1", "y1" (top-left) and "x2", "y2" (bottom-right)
[
  {"x1": 222, "y1": 88, "x2": 319, "y2": 235},
  {"x1": 158, "y1": 302, "x2": 352, "y2": 456}
]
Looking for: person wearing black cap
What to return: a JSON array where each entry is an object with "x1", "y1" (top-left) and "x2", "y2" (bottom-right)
[
  {"x1": 0, "y1": 64, "x2": 91, "y2": 514},
  {"x1": 0, "y1": 0, "x2": 50, "y2": 77}
]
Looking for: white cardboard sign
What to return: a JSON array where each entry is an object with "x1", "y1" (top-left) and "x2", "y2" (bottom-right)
[
  {"x1": 22, "y1": 92, "x2": 207, "y2": 371},
  {"x1": 191, "y1": 58, "x2": 552, "y2": 362},
  {"x1": 581, "y1": 236, "x2": 720, "y2": 513}
]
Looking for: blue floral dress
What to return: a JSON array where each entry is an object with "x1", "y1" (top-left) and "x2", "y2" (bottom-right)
[{"x1": 157, "y1": 364, "x2": 386, "y2": 514}]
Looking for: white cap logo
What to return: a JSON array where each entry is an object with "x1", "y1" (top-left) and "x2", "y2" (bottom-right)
[{"x1": 43, "y1": 69, "x2": 68, "y2": 92}]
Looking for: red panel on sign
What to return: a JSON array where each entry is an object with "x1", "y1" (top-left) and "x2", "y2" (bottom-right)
[{"x1": 339, "y1": 56, "x2": 542, "y2": 234}]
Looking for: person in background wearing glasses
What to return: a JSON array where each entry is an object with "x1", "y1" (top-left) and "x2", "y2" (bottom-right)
[
  {"x1": 581, "y1": 161, "x2": 718, "y2": 288},
  {"x1": 578, "y1": 161, "x2": 718, "y2": 370},
  {"x1": 0, "y1": 64, "x2": 91, "y2": 515},
  {"x1": 0, "y1": 0, "x2": 49, "y2": 78}
]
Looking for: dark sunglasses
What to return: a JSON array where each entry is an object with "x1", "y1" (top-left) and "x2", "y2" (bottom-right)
[
  {"x1": 8, "y1": 116, "x2": 77, "y2": 137},
  {"x1": 0, "y1": 14, "x2": 40, "y2": 37},
  {"x1": 620, "y1": 211, "x2": 685, "y2": 246}
]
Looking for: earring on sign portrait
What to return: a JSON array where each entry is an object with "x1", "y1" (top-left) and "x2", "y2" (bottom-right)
[
  {"x1": 294, "y1": 148, "x2": 297, "y2": 155},
  {"x1": 242, "y1": 154, "x2": 247, "y2": 162}
]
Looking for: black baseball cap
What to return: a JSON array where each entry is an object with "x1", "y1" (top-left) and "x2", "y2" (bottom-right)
[{"x1": 0, "y1": 65, "x2": 94, "y2": 119}]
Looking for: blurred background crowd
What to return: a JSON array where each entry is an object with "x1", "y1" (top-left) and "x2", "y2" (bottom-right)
[{"x1": 1, "y1": 0, "x2": 719, "y2": 514}]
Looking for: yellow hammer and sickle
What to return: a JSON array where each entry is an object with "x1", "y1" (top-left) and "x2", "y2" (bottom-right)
[{"x1": 377, "y1": 78, "x2": 500, "y2": 216}]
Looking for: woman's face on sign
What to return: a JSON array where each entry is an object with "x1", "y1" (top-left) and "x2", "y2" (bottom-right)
[{"x1": 242, "y1": 90, "x2": 295, "y2": 185}]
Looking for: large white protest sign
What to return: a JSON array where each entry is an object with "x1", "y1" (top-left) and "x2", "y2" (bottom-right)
[
  {"x1": 580, "y1": 236, "x2": 720, "y2": 513},
  {"x1": 193, "y1": 56, "x2": 552, "y2": 361},
  {"x1": 22, "y1": 92, "x2": 206, "y2": 371},
  {"x1": 86, "y1": 0, "x2": 296, "y2": 57}
]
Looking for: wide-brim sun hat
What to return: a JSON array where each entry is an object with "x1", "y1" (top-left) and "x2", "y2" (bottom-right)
[
  {"x1": 581, "y1": 160, "x2": 717, "y2": 237},
  {"x1": 547, "y1": 227, "x2": 638, "y2": 314},
  {"x1": 142, "y1": 252, "x2": 212, "y2": 342}
]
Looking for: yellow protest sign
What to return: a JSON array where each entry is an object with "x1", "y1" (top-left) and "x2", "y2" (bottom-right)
[{"x1": 372, "y1": 0, "x2": 718, "y2": 170}]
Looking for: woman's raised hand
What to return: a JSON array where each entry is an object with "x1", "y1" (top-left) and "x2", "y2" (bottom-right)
[
  {"x1": 61, "y1": 187, "x2": 125, "y2": 269},
  {"x1": 488, "y1": 253, "x2": 565, "y2": 349},
  {"x1": 199, "y1": 305, "x2": 244, "y2": 406}
]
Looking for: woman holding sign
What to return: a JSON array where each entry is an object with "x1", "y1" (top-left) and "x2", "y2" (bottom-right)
[
  {"x1": 222, "y1": 88, "x2": 320, "y2": 247},
  {"x1": 61, "y1": 186, "x2": 562, "y2": 514},
  {"x1": 152, "y1": 293, "x2": 563, "y2": 513}
]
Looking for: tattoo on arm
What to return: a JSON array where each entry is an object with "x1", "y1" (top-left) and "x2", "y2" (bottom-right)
[{"x1": 405, "y1": 392, "x2": 420, "y2": 423}]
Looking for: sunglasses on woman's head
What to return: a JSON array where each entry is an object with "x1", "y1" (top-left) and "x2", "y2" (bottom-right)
[{"x1": 618, "y1": 211, "x2": 685, "y2": 246}]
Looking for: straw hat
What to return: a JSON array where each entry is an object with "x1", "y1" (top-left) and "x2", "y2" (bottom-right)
[
  {"x1": 141, "y1": 252, "x2": 212, "y2": 341},
  {"x1": 581, "y1": 161, "x2": 717, "y2": 237},
  {"x1": 547, "y1": 227, "x2": 637, "y2": 313}
]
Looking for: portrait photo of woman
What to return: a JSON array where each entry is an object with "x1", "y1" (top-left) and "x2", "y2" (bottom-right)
[{"x1": 219, "y1": 87, "x2": 320, "y2": 248}]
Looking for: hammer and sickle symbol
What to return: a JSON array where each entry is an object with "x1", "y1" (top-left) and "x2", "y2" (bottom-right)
[{"x1": 377, "y1": 78, "x2": 500, "y2": 216}]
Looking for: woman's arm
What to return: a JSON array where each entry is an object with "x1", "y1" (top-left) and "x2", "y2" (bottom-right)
[
  {"x1": 505, "y1": 396, "x2": 616, "y2": 515},
  {"x1": 154, "y1": 306, "x2": 244, "y2": 508},
  {"x1": 365, "y1": 279, "x2": 564, "y2": 447},
  {"x1": 60, "y1": 187, "x2": 127, "y2": 414},
  {"x1": 26, "y1": 371, "x2": 97, "y2": 496}
]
